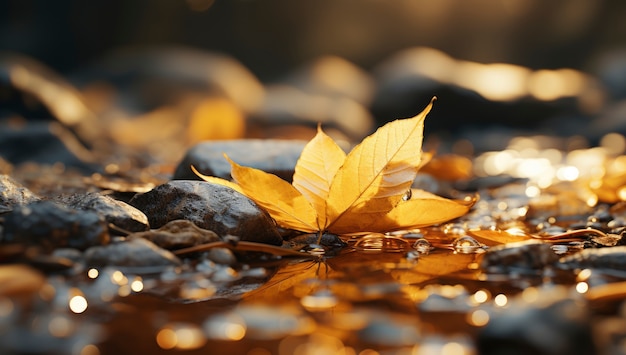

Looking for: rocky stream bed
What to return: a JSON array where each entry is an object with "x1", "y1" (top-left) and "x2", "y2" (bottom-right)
[{"x1": 2, "y1": 49, "x2": 626, "y2": 355}]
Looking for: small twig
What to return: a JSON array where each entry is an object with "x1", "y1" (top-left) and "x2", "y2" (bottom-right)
[
  {"x1": 173, "y1": 240, "x2": 320, "y2": 259},
  {"x1": 531, "y1": 228, "x2": 608, "y2": 241}
]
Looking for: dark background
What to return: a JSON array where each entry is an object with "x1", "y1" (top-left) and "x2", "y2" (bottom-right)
[
  {"x1": 2, "y1": 0, "x2": 626, "y2": 144},
  {"x1": 2, "y1": 0, "x2": 624, "y2": 79}
]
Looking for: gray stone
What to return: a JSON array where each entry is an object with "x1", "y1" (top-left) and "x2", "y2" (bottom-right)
[
  {"x1": 173, "y1": 139, "x2": 306, "y2": 181},
  {"x1": 85, "y1": 238, "x2": 181, "y2": 268},
  {"x1": 2, "y1": 200, "x2": 109, "y2": 251},
  {"x1": 59, "y1": 192, "x2": 149, "y2": 233},
  {"x1": 0, "y1": 174, "x2": 40, "y2": 213},
  {"x1": 129, "y1": 180, "x2": 282, "y2": 245},
  {"x1": 477, "y1": 286, "x2": 593, "y2": 355}
]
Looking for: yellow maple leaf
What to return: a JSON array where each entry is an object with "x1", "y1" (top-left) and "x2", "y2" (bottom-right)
[{"x1": 195, "y1": 97, "x2": 474, "y2": 235}]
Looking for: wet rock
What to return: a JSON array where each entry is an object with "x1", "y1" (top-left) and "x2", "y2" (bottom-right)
[
  {"x1": 129, "y1": 219, "x2": 220, "y2": 250},
  {"x1": 558, "y1": 246, "x2": 626, "y2": 271},
  {"x1": 0, "y1": 174, "x2": 40, "y2": 213},
  {"x1": 173, "y1": 139, "x2": 306, "y2": 182},
  {"x1": 477, "y1": 286, "x2": 593, "y2": 355},
  {"x1": 129, "y1": 180, "x2": 283, "y2": 245},
  {"x1": 480, "y1": 240, "x2": 559, "y2": 273},
  {"x1": 2, "y1": 200, "x2": 109, "y2": 251},
  {"x1": 59, "y1": 192, "x2": 149, "y2": 233},
  {"x1": 85, "y1": 238, "x2": 181, "y2": 268}
]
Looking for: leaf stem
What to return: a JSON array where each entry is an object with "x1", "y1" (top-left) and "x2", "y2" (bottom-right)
[{"x1": 173, "y1": 240, "x2": 320, "y2": 259}]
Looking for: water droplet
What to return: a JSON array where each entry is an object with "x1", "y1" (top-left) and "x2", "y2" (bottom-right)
[
  {"x1": 354, "y1": 234, "x2": 409, "y2": 253},
  {"x1": 443, "y1": 223, "x2": 467, "y2": 236},
  {"x1": 452, "y1": 236, "x2": 483, "y2": 254},
  {"x1": 402, "y1": 189, "x2": 412, "y2": 201},
  {"x1": 412, "y1": 239, "x2": 432, "y2": 255},
  {"x1": 406, "y1": 250, "x2": 420, "y2": 261}
]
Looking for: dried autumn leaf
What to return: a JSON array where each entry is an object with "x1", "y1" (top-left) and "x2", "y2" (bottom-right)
[
  {"x1": 325, "y1": 98, "x2": 433, "y2": 231},
  {"x1": 292, "y1": 124, "x2": 347, "y2": 228},
  {"x1": 227, "y1": 156, "x2": 319, "y2": 233},
  {"x1": 190, "y1": 165, "x2": 244, "y2": 194},
  {"x1": 330, "y1": 189, "x2": 475, "y2": 234},
  {"x1": 195, "y1": 97, "x2": 474, "y2": 235}
]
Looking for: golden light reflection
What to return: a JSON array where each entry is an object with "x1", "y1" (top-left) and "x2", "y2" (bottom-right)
[
  {"x1": 494, "y1": 294, "x2": 508, "y2": 307},
  {"x1": 441, "y1": 341, "x2": 471, "y2": 355},
  {"x1": 556, "y1": 166, "x2": 579, "y2": 181},
  {"x1": 528, "y1": 69, "x2": 586, "y2": 101},
  {"x1": 387, "y1": 47, "x2": 593, "y2": 102},
  {"x1": 576, "y1": 282, "x2": 589, "y2": 294},
  {"x1": 87, "y1": 268, "x2": 99, "y2": 279},
  {"x1": 156, "y1": 328, "x2": 177, "y2": 350},
  {"x1": 156, "y1": 323, "x2": 206, "y2": 350},
  {"x1": 300, "y1": 291, "x2": 339, "y2": 311},
  {"x1": 110, "y1": 270, "x2": 128, "y2": 286},
  {"x1": 456, "y1": 62, "x2": 529, "y2": 101},
  {"x1": 472, "y1": 290, "x2": 490, "y2": 304},
  {"x1": 474, "y1": 134, "x2": 626, "y2": 201},
  {"x1": 69, "y1": 294, "x2": 88, "y2": 314},
  {"x1": 467, "y1": 309, "x2": 490, "y2": 327},
  {"x1": 131, "y1": 278, "x2": 144, "y2": 292},
  {"x1": 204, "y1": 313, "x2": 247, "y2": 341}
]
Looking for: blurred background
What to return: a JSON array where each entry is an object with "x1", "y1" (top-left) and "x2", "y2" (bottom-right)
[{"x1": 2, "y1": 0, "x2": 626, "y2": 170}]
